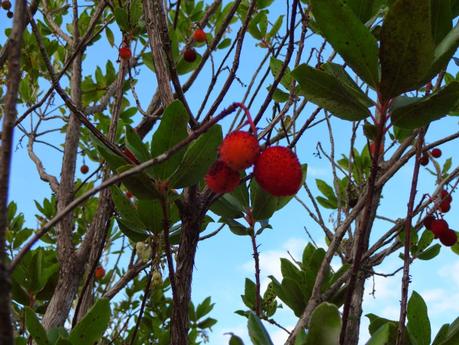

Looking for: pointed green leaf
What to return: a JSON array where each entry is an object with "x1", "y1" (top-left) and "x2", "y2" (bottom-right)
[
  {"x1": 110, "y1": 186, "x2": 144, "y2": 229},
  {"x1": 116, "y1": 165, "x2": 161, "y2": 200},
  {"x1": 391, "y1": 82, "x2": 459, "y2": 129},
  {"x1": 25, "y1": 307, "x2": 50, "y2": 345},
  {"x1": 170, "y1": 125, "x2": 222, "y2": 188},
  {"x1": 125, "y1": 126, "x2": 150, "y2": 163},
  {"x1": 431, "y1": 0, "x2": 453, "y2": 44},
  {"x1": 379, "y1": 0, "x2": 434, "y2": 99},
  {"x1": 150, "y1": 100, "x2": 189, "y2": 180},
  {"x1": 247, "y1": 312, "x2": 274, "y2": 345},
  {"x1": 367, "y1": 323, "x2": 393, "y2": 345},
  {"x1": 305, "y1": 303, "x2": 341, "y2": 345},
  {"x1": 309, "y1": 0, "x2": 379, "y2": 86},
  {"x1": 407, "y1": 291, "x2": 431, "y2": 345},
  {"x1": 293, "y1": 64, "x2": 371, "y2": 121},
  {"x1": 229, "y1": 334, "x2": 245, "y2": 345},
  {"x1": 69, "y1": 298, "x2": 111, "y2": 345}
]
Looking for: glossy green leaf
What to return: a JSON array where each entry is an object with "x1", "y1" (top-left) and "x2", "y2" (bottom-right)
[
  {"x1": 150, "y1": 100, "x2": 189, "y2": 180},
  {"x1": 379, "y1": 0, "x2": 434, "y2": 99},
  {"x1": 170, "y1": 125, "x2": 222, "y2": 188},
  {"x1": 309, "y1": 0, "x2": 379, "y2": 86},
  {"x1": 305, "y1": 303, "x2": 341, "y2": 345},
  {"x1": 69, "y1": 298, "x2": 111, "y2": 345},
  {"x1": 25, "y1": 307, "x2": 50, "y2": 345},
  {"x1": 229, "y1": 334, "x2": 245, "y2": 345},
  {"x1": 125, "y1": 126, "x2": 150, "y2": 163},
  {"x1": 407, "y1": 291, "x2": 431, "y2": 345},
  {"x1": 391, "y1": 82, "x2": 459, "y2": 129},
  {"x1": 432, "y1": 324, "x2": 450, "y2": 345},
  {"x1": 110, "y1": 186, "x2": 144, "y2": 229},
  {"x1": 247, "y1": 312, "x2": 274, "y2": 345},
  {"x1": 293, "y1": 64, "x2": 371, "y2": 121},
  {"x1": 116, "y1": 165, "x2": 161, "y2": 200}
]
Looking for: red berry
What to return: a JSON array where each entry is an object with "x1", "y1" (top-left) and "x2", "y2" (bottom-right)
[
  {"x1": 2, "y1": 1, "x2": 11, "y2": 10},
  {"x1": 119, "y1": 46, "x2": 132, "y2": 60},
  {"x1": 183, "y1": 48, "x2": 197, "y2": 63},
  {"x1": 126, "y1": 191, "x2": 134, "y2": 199},
  {"x1": 80, "y1": 165, "x2": 89, "y2": 174},
  {"x1": 6, "y1": 10, "x2": 12, "y2": 18},
  {"x1": 439, "y1": 229, "x2": 457, "y2": 247},
  {"x1": 95, "y1": 266, "x2": 105, "y2": 280},
  {"x1": 205, "y1": 161, "x2": 240, "y2": 194},
  {"x1": 193, "y1": 28, "x2": 207, "y2": 43},
  {"x1": 254, "y1": 146, "x2": 302, "y2": 196},
  {"x1": 419, "y1": 154, "x2": 429, "y2": 166},
  {"x1": 431, "y1": 148, "x2": 442, "y2": 158},
  {"x1": 422, "y1": 215, "x2": 435, "y2": 229},
  {"x1": 440, "y1": 189, "x2": 453, "y2": 203},
  {"x1": 439, "y1": 201, "x2": 451, "y2": 213},
  {"x1": 219, "y1": 131, "x2": 260, "y2": 171},
  {"x1": 430, "y1": 219, "x2": 449, "y2": 238}
]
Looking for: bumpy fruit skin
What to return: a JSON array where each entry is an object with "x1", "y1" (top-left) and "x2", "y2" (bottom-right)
[
  {"x1": 430, "y1": 219, "x2": 449, "y2": 238},
  {"x1": 119, "y1": 47, "x2": 132, "y2": 60},
  {"x1": 431, "y1": 148, "x2": 442, "y2": 158},
  {"x1": 254, "y1": 146, "x2": 302, "y2": 196},
  {"x1": 95, "y1": 266, "x2": 105, "y2": 280},
  {"x1": 439, "y1": 229, "x2": 457, "y2": 247},
  {"x1": 219, "y1": 131, "x2": 260, "y2": 171},
  {"x1": 193, "y1": 29, "x2": 207, "y2": 42},
  {"x1": 419, "y1": 154, "x2": 429, "y2": 166},
  {"x1": 205, "y1": 161, "x2": 240, "y2": 194},
  {"x1": 80, "y1": 165, "x2": 89, "y2": 174},
  {"x1": 183, "y1": 48, "x2": 197, "y2": 62},
  {"x1": 2, "y1": 1, "x2": 11, "y2": 10}
]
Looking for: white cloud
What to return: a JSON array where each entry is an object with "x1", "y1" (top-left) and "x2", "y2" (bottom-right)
[{"x1": 438, "y1": 260, "x2": 459, "y2": 287}]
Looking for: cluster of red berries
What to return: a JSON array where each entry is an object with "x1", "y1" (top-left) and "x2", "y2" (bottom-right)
[
  {"x1": 183, "y1": 28, "x2": 207, "y2": 63},
  {"x1": 423, "y1": 215, "x2": 457, "y2": 247},
  {"x1": 205, "y1": 131, "x2": 302, "y2": 197},
  {"x1": 1, "y1": 0, "x2": 13, "y2": 18},
  {"x1": 419, "y1": 148, "x2": 442, "y2": 166},
  {"x1": 422, "y1": 189, "x2": 456, "y2": 247}
]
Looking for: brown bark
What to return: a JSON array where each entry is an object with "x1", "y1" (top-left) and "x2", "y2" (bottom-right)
[{"x1": 0, "y1": 2, "x2": 27, "y2": 344}]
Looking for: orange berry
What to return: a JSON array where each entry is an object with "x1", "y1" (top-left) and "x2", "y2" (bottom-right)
[
  {"x1": 119, "y1": 46, "x2": 132, "y2": 60},
  {"x1": 219, "y1": 131, "x2": 260, "y2": 171},
  {"x1": 95, "y1": 266, "x2": 105, "y2": 280},
  {"x1": 193, "y1": 29, "x2": 207, "y2": 43}
]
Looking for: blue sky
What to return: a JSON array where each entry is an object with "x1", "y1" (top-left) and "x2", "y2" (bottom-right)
[{"x1": 2, "y1": 2, "x2": 459, "y2": 344}]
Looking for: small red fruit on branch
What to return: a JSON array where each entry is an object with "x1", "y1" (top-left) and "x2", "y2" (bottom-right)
[
  {"x1": 183, "y1": 48, "x2": 197, "y2": 62},
  {"x1": 119, "y1": 46, "x2": 132, "y2": 60},
  {"x1": 439, "y1": 229, "x2": 457, "y2": 247},
  {"x1": 1, "y1": 1, "x2": 11, "y2": 10},
  {"x1": 205, "y1": 161, "x2": 240, "y2": 194},
  {"x1": 422, "y1": 215, "x2": 435, "y2": 229},
  {"x1": 193, "y1": 28, "x2": 207, "y2": 43},
  {"x1": 95, "y1": 266, "x2": 105, "y2": 280},
  {"x1": 430, "y1": 219, "x2": 449, "y2": 238},
  {"x1": 254, "y1": 146, "x2": 302, "y2": 196},
  {"x1": 419, "y1": 154, "x2": 429, "y2": 166},
  {"x1": 431, "y1": 148, "x2": 442, "y2": 158},
  {"x1": 219, "y1": 131, "x2": 260, "y2": 171},
  {"x1": 80, "y1": 165, "x2": 89, "y2": 174}
]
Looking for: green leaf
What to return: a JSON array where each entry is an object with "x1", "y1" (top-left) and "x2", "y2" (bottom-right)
[
  {"x1": 125, "y1": 126, "x2": 150, "y2": 163},
  {"x1": 247, "y1": 312, "x2": 274, "y2": 345},
  {"x1": 270, "y1": 57, "x2": 292, "y2": 88},
  {"x1": 292, "y1": 64, "x2": 371, "y2": 121},
  {"x1": 379, "y1": 0, "x2": 434, "y2": 99},
  {"x1": 69, "y1": 299, "x2": 111, "y2": 345},
  {"x1": 431, "y1": 0, "x2": 453, "y2": 44},
  {"x1": 170, "y1": 125, "x2": 222, "y2": 188},
  {"x1": 25, "y1": 307, "x2": 50, "y2": 345},
  {"x1": 105, "y1": 27, "x2": 115, "y2": 47},
  {"x1": 114, "y1": 8, "x2": 129, "y2": 31},
  {"x1": 432, "y1": 324, "x2": 450, "y2": 345},
  {"x1": 305, "y1": 303, "x2": 341, "y2": 345},
  {"x1": 229, "y1": 334, "x2": 245, "y2": 345},
  {"x1": 407, "y1": 291, "x2": 431, "y2": 345},
  {"x1": 110, "y1": 186, "x2": 144, "y2": 229},
  {"x1": 116, "y1": 165, "x2": 161, "y2": 200},
  {"x1": 391, "y1": 82, "x2": 459, "y2": 129},
  {"x1": 316, "y1": 196, "x2": 338, "y2": 209},
  {"x1": 421, "y1": 22, "x2": 459, "y2": 84},
  {"x1": 250, "y1": 179, "x2": 279, "y2": 220},
  {"x1": 150, "y1": 100, "x2": 189, "y2": 180},
  {"x1": 309, "y1": 0, "x2": 379, "y2": 87},
  {"x1": 367, "y1": 323, "x2": 393, "y2": 345}
]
